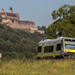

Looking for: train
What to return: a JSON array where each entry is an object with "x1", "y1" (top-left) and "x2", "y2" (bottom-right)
[{"x1": 37, "y1": 37, "x2": 75, "y2": 59}]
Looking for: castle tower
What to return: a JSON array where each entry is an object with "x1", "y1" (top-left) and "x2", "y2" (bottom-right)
[
  {"x1": 1, "y1": 8, "x2": 4, "y2": 12},
  {"x1": 9, "y1": 7, "x2": 13, "y2": 13}
]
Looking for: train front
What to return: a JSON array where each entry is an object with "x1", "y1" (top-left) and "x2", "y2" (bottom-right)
[{"x1": 63, "y1": 38, "x2": 75, "y2": 58}]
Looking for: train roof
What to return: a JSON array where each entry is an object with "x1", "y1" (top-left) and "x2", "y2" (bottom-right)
[
  {"x1": 39, "y1": 37, "x2": 75, "y2": 44},
  {"x1": 39, "y1": 37, "x2": 63, "y2": 43}
]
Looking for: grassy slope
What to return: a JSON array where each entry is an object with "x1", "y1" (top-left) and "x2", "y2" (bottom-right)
[{"x1": 0, "y1": 59, "x2": 75, "y2": 75}]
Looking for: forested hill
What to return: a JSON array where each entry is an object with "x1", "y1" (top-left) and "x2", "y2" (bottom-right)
[{"x1": 0, "y1": 23, "x2": 47, "y2": 60}]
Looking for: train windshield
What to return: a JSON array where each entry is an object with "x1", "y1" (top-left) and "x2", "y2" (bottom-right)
[
  {"x1": 65, "y1": 39, "x2": 75, "y2": 49},
  {"x1": 65, "y1": 44, "x2": 75, "y2": 49}
]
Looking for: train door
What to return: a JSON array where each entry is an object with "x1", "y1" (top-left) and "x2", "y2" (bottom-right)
[
  {"x1": 41, "y1": 44, "x2": 44, "y2": 58},
  {"x1": 37, "y1": 46, "x2": 42, "y2": 58},
  {"x1": 53, "y1": 43, "x2": 56, "y2": 58}
]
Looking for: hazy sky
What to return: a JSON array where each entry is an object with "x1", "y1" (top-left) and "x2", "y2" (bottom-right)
[{"x1": 0, "y1": 0, "x2": 75, "y2": 27}]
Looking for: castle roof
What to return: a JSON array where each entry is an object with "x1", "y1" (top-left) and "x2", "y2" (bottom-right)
[
  {"x1": 0, "y1": 12, "x2": 19, "y2": 17},
  {"x1": 15, "y1": 13, "x2": 18, "y2": 16},
  {"x1": 10, "y1": 7, "x2": 12, "y2": 10},
  {"x1": 7, "y1": 13, "x2": 16, "y2": 17},
  {"x1": 1, "y1": 8, "x2": 4, "y2": 11},
  {"x1": 18, "y1": 20, "x2": 35, "y2": 24},
  {"x1": 0, "y1": 12, "x2": 6, "y2": 15}
]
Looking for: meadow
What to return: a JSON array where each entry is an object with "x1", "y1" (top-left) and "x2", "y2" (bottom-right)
[{"x1": 0, "y1": 59, "x2": 75, "y2": 75}]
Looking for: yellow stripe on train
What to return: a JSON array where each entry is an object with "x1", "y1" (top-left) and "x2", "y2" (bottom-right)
[
  {"x1": 37, "y1": 53, "x2": 60, "y2": 58},
  {"x1": 65, "y1": 49, "x2": 75, "y2": 52}
]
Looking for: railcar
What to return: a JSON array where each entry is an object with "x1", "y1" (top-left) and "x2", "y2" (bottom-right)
[{"x1": 37, "y1": 37, "x2": 75, "y2": 59}]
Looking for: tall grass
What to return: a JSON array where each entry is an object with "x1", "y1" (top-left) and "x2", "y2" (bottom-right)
[{"x1": 0, "y1": 59, "x2": 75, "y2": 75}]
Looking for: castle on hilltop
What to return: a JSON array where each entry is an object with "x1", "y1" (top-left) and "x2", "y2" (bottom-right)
[{"x1": 0, "y1": 7, "x2": 44, "y2": 34}]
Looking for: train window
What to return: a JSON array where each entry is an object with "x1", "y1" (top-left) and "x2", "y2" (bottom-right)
[
  {"x1": 38, "y1": 46, "x2": 41, "y2": 52},
  {"x1": 44, "y1": 46, "x2": 53, "y2": 53},
  {"x1": 65, "y1": 39, "x2": 71, "y2": 41},
  {"x1": 65, "y1": 39, "x2": 75, "y2": 42},
  {"x1": 57, "y1": 44, "x2": 61, "y2": 51}
]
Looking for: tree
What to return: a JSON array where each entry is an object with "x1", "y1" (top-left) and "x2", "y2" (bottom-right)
[
  {"x1": 37, "y1": 26, "x2": 48, "y2": 35},
  {"x1": 0, "y1": 23, "x2": 47, "y2": 60},
  {"x1": 51, "y1": 4, "x2": 70, "y2": 20},
  {"x1": 48, "y1": 4, "x2": 75, "y2": 39}
]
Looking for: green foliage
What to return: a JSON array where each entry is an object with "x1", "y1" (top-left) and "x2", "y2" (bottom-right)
[
  {"x1": 0, "y1": 18, "x2": 14, "y2": 23},
  {"x1": 0, "y1": 24, "x2": 47, "y2": 60},
  {"x1": 17, "y1": 29, "x2": 47, "y2": 42},
  {"x1": 51, "y1": 10, "x2": 57, "y2": 20},
  {"x1": 37, "y1": 25, "x2": 48, "y2": 35},
  {"x1": 51, "y1": 4, "x2": 75, "y2": 20},
  {"x1": 48, "y1": 5, "x2": 75, "y2": 39},
  {"x1": 0, "y1": 19, "x2": 2, "y2": 22}
]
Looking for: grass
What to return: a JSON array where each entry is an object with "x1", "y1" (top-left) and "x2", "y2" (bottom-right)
[{"x1": 0, "y1": 59, "x2": 75, "y2": 75}]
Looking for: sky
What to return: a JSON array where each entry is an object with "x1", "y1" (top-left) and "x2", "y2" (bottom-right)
[{"x1": 0, "y1": 0, "x2": 75, "y2": 28}]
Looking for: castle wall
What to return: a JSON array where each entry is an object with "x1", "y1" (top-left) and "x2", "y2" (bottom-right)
[
  {"x1": 1, "y1": 15, "x2": 6, "y2": 18},
  {"x1": 0, "y1": 12, "x2": 19, "y2": 20},
  {"x1": 0, "y1": 7, "x2": 44, "y2": 34},
  {"x1": 2, "y1": 19, "x2": 10, "y2": 22},
  {"x1": 37, "y1": 30, "x2": 44, "y2": 34},
  {"x1": 30, "y1": 27, "x2": 38, "y2": 31},
  {"x1": 6, "y1": 15, "x2": 19, "y2": 20},
  {"x1": 2, "y1": 19, "x2": 44, "y2": 34},
  {"x1": 16, "y1": 21, "x2": 35, "y2": 29}
]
